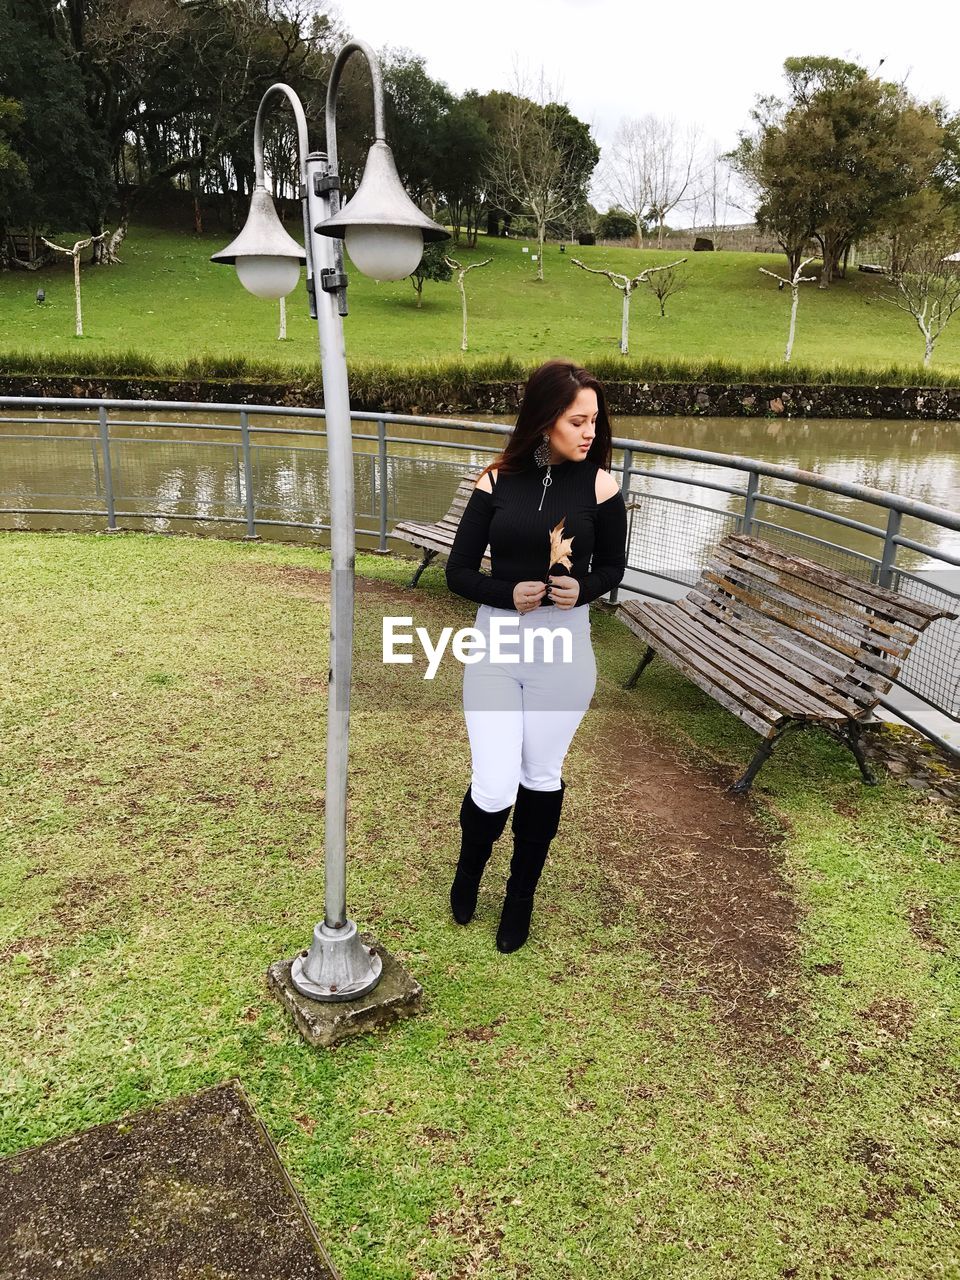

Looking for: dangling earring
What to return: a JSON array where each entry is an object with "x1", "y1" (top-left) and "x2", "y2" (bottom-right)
[
  {"x1": 533, "y1": 431, "x2": 552, "y2": 469},
  {"x1": 534, "y1": 431, "x2": 552, "y2": 511}
]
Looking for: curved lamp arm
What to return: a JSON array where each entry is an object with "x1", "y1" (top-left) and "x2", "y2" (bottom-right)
[
  {"x1": 324, "y1": 39, "x2": 386, "y2": 175},
  {"x1": 253, "y1": 83, "x2": 311, "y2": 188}
]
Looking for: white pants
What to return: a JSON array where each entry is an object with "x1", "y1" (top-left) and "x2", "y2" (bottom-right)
[{"x1": 462, "y1": 602, "x2": 597, "y2": 812}]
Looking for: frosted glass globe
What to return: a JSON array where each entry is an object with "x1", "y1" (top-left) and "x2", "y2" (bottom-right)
[
  {"x1": 236, "y1": 255, "x2": 301, "y2": 300},
  {"x1": 344, "y1": 225, "x2": 424, "y2": 281}
]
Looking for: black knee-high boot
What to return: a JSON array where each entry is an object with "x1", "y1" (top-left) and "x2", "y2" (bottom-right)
[
  {"x1": 496, "y1": 780, "x2": 565, "y2": 953},
  {"x1": 450, "y1": 787, "x2": 513, "y2": 924}
]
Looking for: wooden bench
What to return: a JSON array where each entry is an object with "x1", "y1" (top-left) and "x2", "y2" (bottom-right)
[
  {"x1": 617, "y1": 532, "x2": 957, "y2": 793},
  {"x1": 392, "y1": 469, "x2": 491, "y2": 587}
]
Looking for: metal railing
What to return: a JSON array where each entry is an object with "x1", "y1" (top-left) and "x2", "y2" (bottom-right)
[{"x1": 1, "y1": 395, "x2": 957, "y2": 757}]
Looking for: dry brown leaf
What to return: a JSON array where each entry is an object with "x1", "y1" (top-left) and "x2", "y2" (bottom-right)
[{"x1": 548, "y1": 518, "x2": 575, "y2": 571}]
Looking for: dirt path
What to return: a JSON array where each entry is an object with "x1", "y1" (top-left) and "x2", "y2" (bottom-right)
[{"x1": 581, "y1": 712, "x2": 802, "y2": 1052}]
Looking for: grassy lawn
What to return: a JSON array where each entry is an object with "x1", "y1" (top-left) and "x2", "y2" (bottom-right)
[
  {"x1": 1, "y1": 529, "x2": 957, "y2": 1278},
  {"x1": 1, "y1": 226, "x2": 958, "y2": 379}
]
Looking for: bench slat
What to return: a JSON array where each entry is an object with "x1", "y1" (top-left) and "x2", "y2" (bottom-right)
[
  {"x1": 702, "y1": 566, "x2": 912, "y2": 662},
  {"x1": 725, "y1": 533, "x2": 951, "y2": 624},
  {"x1": 685, "y1": 585, "x2": 897, "y2": 689},
  {"x1": 712, "y1": 544, "x2": 930, "y2": 636},
  {"x1": 681, "y1": 593, "x2": 887, "y2": 706},
  {"x1": 642, "y1": 601, "x2": 849, "y2": 719},
  {"x1": 621, "y1": 607, "x2": 782, "y2": 737},
  {"x1": 671, "y1": 597, "x2": 865, "y2": 716},
  {"x1": 708, "y1": 552, "x2": 917, "y2": 646}
]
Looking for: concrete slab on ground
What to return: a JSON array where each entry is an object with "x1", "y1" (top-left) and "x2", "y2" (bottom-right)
[{"x1": 0, "y1": 1080, "x2": 339, "y2": 1280}]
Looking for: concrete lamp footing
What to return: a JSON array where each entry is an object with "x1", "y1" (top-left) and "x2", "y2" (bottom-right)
[{"x1": 267, "y1": 934, "x2": 423, "y2": 1049}]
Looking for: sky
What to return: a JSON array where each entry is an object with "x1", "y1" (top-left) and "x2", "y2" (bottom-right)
[{"x1": 332, "y1": 0, "x2": 960, "y2": 221}]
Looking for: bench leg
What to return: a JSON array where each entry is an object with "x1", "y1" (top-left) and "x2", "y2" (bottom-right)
[
  {"x1": 407, "y1": 548, "x2": 438, "y2": 588},
  {"x1": 729, "y1": 724, "x2": 791, "y2": 794},
  {"x1": 840, "y1": 721, "x2": 877, "y2": 785},
  {"x1": 624, "y1": 645, "x2": 655, "y2": 689}
]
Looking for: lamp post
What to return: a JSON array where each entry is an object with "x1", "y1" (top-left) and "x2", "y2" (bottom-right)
[{"x1": 212, "y1": 43, "x2": 448, "y2": 1003}]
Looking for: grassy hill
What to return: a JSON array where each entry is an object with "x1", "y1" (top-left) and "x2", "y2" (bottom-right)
[{"x1": 1, "y1": 226, "x2": 958, "y2": 380}]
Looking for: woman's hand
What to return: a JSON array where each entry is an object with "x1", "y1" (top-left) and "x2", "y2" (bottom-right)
[
  {"x1": 546, "y1": 575, "x2": 581, "y2": 609},
  {"x1": 513, "y1": 580, "x2": 547, "y2": 614}
]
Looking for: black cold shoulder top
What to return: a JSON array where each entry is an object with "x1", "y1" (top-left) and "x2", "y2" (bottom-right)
[{"x1": 445, "y1": 457, "x2": 628, "y2": 611}]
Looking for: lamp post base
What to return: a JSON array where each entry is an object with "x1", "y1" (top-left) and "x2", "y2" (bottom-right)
[
  {"x1": 290, "y1": 918, "x2": 383, "y2": 1001},
  {"x1": 268, "y1": 933, "x2": 422, "y2": 1049}
]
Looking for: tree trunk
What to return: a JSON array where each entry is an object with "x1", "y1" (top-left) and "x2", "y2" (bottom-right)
[
  {"x1": 785, "y1": 286, "x2": 800, "y2": 362},
  {"x1": 782, "y1": 241, "x2": 801, "y2": 278},
  {"x1": 102, "y1": 220, "x2": 127, "y2": 265},
  {"x1": 924, "y1": 328, "x2": 934, "y2": 366},
  {"x1": 414, "y1": 279, "x2": 423, "y2": 309},
  {"x1": 818, "y1": 235, "x2": 841, "y2": 289},
  {"x1": 458, "y1": 275, "x2": 468, "y2": 351},
  {"x1": 89, "y1": 223, "x2": 107, "y2": 266},
  {"x1": 73, "y1": 251, "x2": 83, "y2": 338},
  {"x1": 620, "y1": 290, "x2": 630, "y2": 355},
  {"x1": 537, "y1": 224, "x2": 545, "y2": 281},
  {"x1": 278, "y1": 295, "x2": 286, "y2": 340}
]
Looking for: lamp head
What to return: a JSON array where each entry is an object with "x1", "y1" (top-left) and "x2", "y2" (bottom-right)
[
  {"x1": 211, "y1": 186, "x2": 307, "y2": 299},
  {"x1": 314, "y1": 139, "x2": 449, "y2": 280}
]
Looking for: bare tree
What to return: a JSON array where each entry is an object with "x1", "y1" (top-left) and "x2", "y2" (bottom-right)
[
  {"x1": 600, "y1": 117, "x2": 650, "y2": 246},
  {"x1": 445, "y1": 255, "x2": 492, "y2": 351},
  {"x1": 759, "y1": 258, "x2": 817, "y2": 362},
  {"x1": 646, "y1": 118, "x2": 700, "y2": 248},
  {"x1": 603, "y1": 115, "x2": 700, "y2": 249},
  {"x1": 880, "y1": 232, "x2": 960, "y2": 366},
  {"x1": 487, "y1": 72, "x2": 594, "y2": 281},
  {"x1": 645, "y1": 263, "x2": 688, "y2": 317},
  {"x1": 686, "y1": 143, "x2": 741, "y2": 248},
  {"x1": 40, "y1": 233, "x2": 108, "y2": 337},
  {"x1": 571, "y1": 256, "x2": 687, "y2": 354}
]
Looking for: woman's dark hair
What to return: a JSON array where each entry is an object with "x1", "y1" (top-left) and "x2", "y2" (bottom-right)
[{"x1": 478, "y1": 360, "x2": 613, "y2": 481}]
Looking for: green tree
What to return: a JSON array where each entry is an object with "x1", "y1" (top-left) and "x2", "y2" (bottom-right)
[
  {"x1": 433, "y1": 94, "x2": 490, "y2": 245},
  {"x1": 381, "y1": 50, "x2": 453, "y2": 204},
  {"x1": 0, "y1": 97, "x2": 29, "y2": 250},
  {"x1": 597, "y1": 208, "x2": 638, "y2": 241},
  {"x1": 730, "y1": 56, "x2": 949, "y2": 287},
  {"x1": 408, "y1": 240, "x2": 452, "y2": 308},
  {"x1": 0, "y1": 0, "x2": 113, "y2": 251}
]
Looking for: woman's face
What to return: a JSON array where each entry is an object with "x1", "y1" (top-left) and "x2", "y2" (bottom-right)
[{"x1": 546, "y1": 387, "x2": 598, "y2": 463}]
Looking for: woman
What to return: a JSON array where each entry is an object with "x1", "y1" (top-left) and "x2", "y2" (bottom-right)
[{"x1": 445, "y1": 360, "x2": 628, "y2": 953}]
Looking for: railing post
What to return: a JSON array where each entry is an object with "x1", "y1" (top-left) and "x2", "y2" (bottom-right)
[
  {"x1": 98, "y1": 405, "x2": 118, "y2": 532},
  {"x1": 240, "y1": 410, "x2": 260, "y2": 541},
  {"x1": 375, "y1": 417, "x2": 389, "y2": 553},
  {"x1": 877, "y1": 507, "x2": 901, "y2": 587},
  {"x1": 608, "y1": 446, "x2": 633, "y2": 606},
  {"x1": 740, "y1": 469, "x2": 759, "y2": 535}
]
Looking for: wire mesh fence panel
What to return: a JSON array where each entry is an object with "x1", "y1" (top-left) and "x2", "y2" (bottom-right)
[
  {"x1": 750, "y1": 518, "x2": 881, "y2": 581},
  {"x1": 0, "y1": 435, "x2": 102, "y2": 507},
  {"x1": 111, "y1": 438, "x2": 246, "y2": 519},
  {"x1": 387, "y1": 455, "x2": 479, "y2": 524},
  {"x1": 889, "y1": 568, "x2": 960, "y2": 722},
  {"x1": 626, "y1": 491, "x2": 741, "y2": 588},
  {"x1": 248, "y1": 447, "x2": 376, "y2": 525}
]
